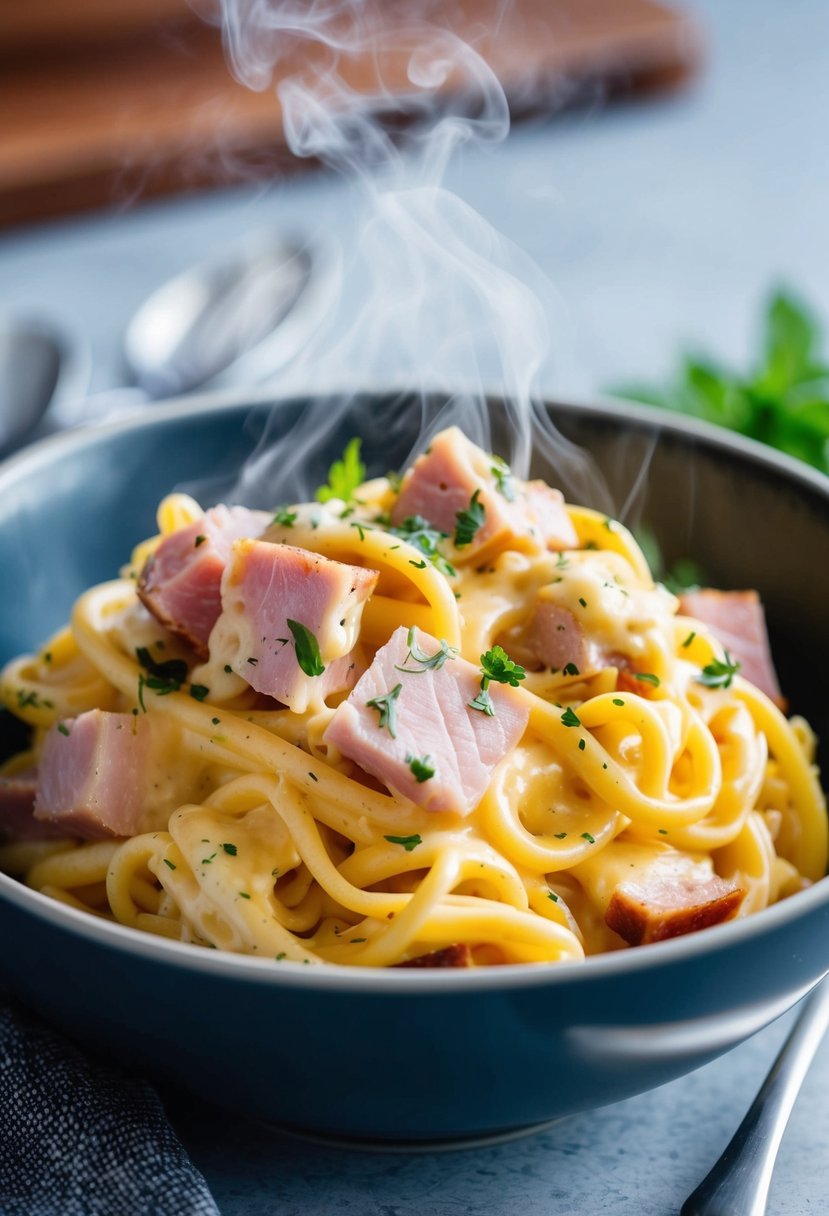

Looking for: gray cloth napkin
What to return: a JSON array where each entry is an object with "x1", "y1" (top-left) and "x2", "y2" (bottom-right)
[{"x1": 0, "y1": 1002, "x2": 220, "y2": 1216}]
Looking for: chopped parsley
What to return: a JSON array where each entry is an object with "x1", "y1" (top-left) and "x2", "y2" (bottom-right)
[
  {"x1": 163, "y1": 859, "x2": 177, "y2": 870},
  {"x1": 272, "y1": 507, "x2": 297, "y2": 527},
  {"x1": 308, "y1": 771, "x2": 318, "y2": 782},
  {"x1": 553, "y1": 831, "x2": 568, "y2": 839},
  {"x1": 560, "y1": 706, "x2": 581, "y2": 728},
  {"x1": 697, "y1": 651, "x2": 741, "y2": 689},
  {"x1": 468, "y1": 686, "x2": 495, "y2": 716},
  {"x1": 366, "y1": 682, "x2": 403, "y2": 737},
  {"x1": 136, "y1": 647, "x2": 187, "y2": 691},
  {"x1": 350, "y1": 521, "x2": 370, "y2": 542},
  {"x1": 395, "y1": 628, "x2": 458, "y2": 674},
  {"x1": 194, "y1": 534, "x2": 206, "y2": 548},
  {"x1": 224, "y1": 664, "x2": 233, "y2": 674},
  {"x1": 286, "y1": 619, "x2": 325, "y2": 678},
  {"x1": 681, "y1": 631, "x2": 696, "y2": 648},
  {"x1": 562, "y1": 662, "x2": 580, "y2": 676},
  {"x1": 190, "y1": 684, "x2": 210, "y2": 701},
  {"x1": 490, "y1": 454, "x2": 516, "y2": 501},
  {"x1": 407, "y1": 754, "x2": 435, "y2": 783},
  {"x1": 469, "y1": 646, "x2": 525, "y2": 716},
  {"x1": 612, "y1": 698, "x2": 625, "y2": 707},
  {"x1": 57, "y1": 722, "x2": 70, "y2": 737},
  {"x1": 221, "y1": 842, "x2": 238, "y2": 856},
  {"x1": 547, "y1": 891, "x2": 559, "y2": 903},
  {"x1": 634, "y1": 672, "x2": 661, "y2": 687},
  {"x1": 315, "y1": 437, "x2": 365, "y2": 503},
  {"x1": 578, "y1": 738, "x2": 586, "y2": 751},
  {"x1": 578, "y1": 597, "x2": 588, "y2": 608},
  {"x1": 480, "y1": 646, "x2": 526, "y2": 687},
  {"x1": 238, "y1": 891, "x2": 251, "y2": 900},
  {"x1": 384, "y1": 834, "x2": 423, "y2": 852},
  {"x1": 389, "y1": 515, "x2": 456, "y2": 577},
  {"x1": 454, "y1": 489, "x2": 486, "y2": 548},
  {"x1": 581, "y1": 832, "x2": 596, "y2": 844}
]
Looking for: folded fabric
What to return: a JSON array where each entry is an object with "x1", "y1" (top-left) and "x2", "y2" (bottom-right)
[{"x1": 0, "y1": 1001, "x2": 220, "y2": 1216}]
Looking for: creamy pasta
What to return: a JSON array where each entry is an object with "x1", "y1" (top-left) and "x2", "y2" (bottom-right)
[{"x1": 1, "y1": 430, "x2": 825, "y2": 967}]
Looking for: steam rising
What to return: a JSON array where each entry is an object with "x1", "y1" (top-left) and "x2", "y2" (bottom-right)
[{"x1": 208, "y1": 0, "x2": 614, "y2": 514}]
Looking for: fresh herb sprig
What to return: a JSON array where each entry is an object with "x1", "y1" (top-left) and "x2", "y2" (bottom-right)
[
  {"x1": 366, "y1": 683, "x2": 403, "y2": 737},
  {"x1": 315, "y1": 438, "x2": 366, "y2": 504},
  {"x1": 395, "y1": 628, "x2": 458, "y2": 674},
  {"x1": 613, "y1": 290, "x2": 829, "y2": 474},
  {"x1": 468, "y1": 645, "x2": 525, "y2": 716},
  {"x1": 454, "y1": 489, "x2": 486, "y2": 548},
  {"x1": 697, "y1": 652, "x2": 741, "y2": 689},
  {"x1": 286, "y1": 620, "x2": 325, "y2": 678},
  {"x1": 390, "y1": 515, "x2": 456, "y2": 577}
]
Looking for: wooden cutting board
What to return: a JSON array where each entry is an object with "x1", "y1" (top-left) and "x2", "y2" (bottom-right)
[{"x1": 0, "y1": 0, "x2": 701, "y2": 229}]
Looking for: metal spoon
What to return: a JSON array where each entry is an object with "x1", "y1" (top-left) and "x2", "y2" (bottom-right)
[
  {"x1": 681, "y1": 976, "x2": 829, "y2": 1216},
  {"x1": 0, "y1": 316, "x2": 89, "y2": 453},
  {"x1": 122, "y1": 233, "x2": 337, "y2": 399}
]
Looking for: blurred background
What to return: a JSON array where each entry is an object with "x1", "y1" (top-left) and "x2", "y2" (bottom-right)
[{"x1": 0, "y1": 0, "x2": 828, "y2": 461}]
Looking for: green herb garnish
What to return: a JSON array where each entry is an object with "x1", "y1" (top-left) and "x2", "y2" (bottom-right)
[
  {"x1": 407, "y1": 754, "x2": 435, "y2": 783},
  {"x1": 389, "y1": 515, "x2": 456, "y2": 577},
  {"x1": 286, "y1": 619, "x2": 325, "y2": 678},
  {"x1": 560, "y1": 707, "x2": 581, "y2": 728},
  {"x1": 454, "y1": 489, "x2": 486, "y2": 548},
  {"x1": 366, "y1": 683, "x2": 403, "y2": 737},
  {"x1": 57, "y1": 722, "x2": 70, "y2": 737},
  {"x1": 384, "y1": 834, "x2": 423, "y2": 852},
  {"x1": 395, "y1": 628, "x2": 458, "y2": 674},
  {"x1": 697, "y1": 651, "x2": 741, "y2": 689},
  {"x1": 490, "y1": 454, "x2": 516, "y2": 501},
  {"x1": 190, "y1": 684, "x2": 210, "y2": 701},
  {"x1": 272, "y1": 507, "x2": 297, "y2": 527},
  {"x1": 633, "y1": 672, "x2": 661, "y2": 687},
  {"x1": 221, "y1": 843, "x2": 238, "y2": 856},
  {"x1": 315, "y1": 437, "x2": 365, "y2": 503}
]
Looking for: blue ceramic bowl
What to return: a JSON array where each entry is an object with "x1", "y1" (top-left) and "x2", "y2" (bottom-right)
[{"x1": 1, "y1": 391, "x2": 827, "y2": 1143}]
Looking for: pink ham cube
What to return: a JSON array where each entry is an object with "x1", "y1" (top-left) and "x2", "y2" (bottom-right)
[
  {"x1": 138, "y1": 505, "x2": 270, "y2": 657},
  {"x1": 34, "y1": 710, "x2": 153, "y2": 839},
  {"x1": 390, "y1": 427, "x2": 577, "y2": 560},
  {"x1": 678, "y1": 588, "x2": 784, "y2": 707},
  {"x1": 323, "y1": 626, "x2": 529, "y2": 815},
  {"x1": 216, "y1": 540, "x2": 378, "y2": 713}
]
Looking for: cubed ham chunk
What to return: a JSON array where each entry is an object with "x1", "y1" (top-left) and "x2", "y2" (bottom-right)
[
  {"x1": 0, "y1": 770, "x2": 70, "y2": 840},
  {"x1": 323, "y1": 625, "x2": 529, "y2": 815},
  {"x1": 528, "y1": 602, "x2": 591, "y2": 672},
  {"x1": 679, "y1": 589, "x2": 784, "y2": 707},
  {"x1": 215, "y1": 539, "x2": 378, "y2": 713},
  {"x1": 34, "y1": 711, "x2": 153, "y2": 839},
  {"x1": 138, "y1": 505, "x2": 270, "y2": 658},
  {"x1": 605, "y1": 873, "x2": 745, "y2": 946},
  {"x1": 390, "y1": 427, "x2": 577, "y2": 560},
  {"x1": 394, "y1": 944, "x2": 474, "y2": 968}
]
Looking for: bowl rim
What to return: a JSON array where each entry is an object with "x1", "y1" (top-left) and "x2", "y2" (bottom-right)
[{"x1": 1, "y1": 387, "x2": 828, "y2": 995}]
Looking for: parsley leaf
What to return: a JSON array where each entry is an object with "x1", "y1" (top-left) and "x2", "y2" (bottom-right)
[
  {"x1": 389, "y1": 515, "x2": 456, "y2": 577},
  {"x1": 407, "y1": 754, "x2": 435, "y2": 783},
  {"x1": 468, "y1": 686, "x2": 495, "y2": 716},
  {"x1": 395, "y1": 627, "x2": 458, "y2": 673},
  {"x1": 366, "y1": 683, "x2": 403, "y2": 737},
  {"x1": 480, "y1": 646, "x2": 526, "y2": 687},
  {"x1": 272, "y1": 507, "x2": 297, "y2": 527},
  {"x1": 454, "y1": 489, "x2": 486, "y2": 548},
  {"x1": 384, "y1": 834, "x2": 422, "y2": 852},
  {"x1": 560, "y1": 706, "x2": 581, "y2": 728},
  {"x1": 612, "y1": 289, "x2": 829, "y2": 475},
  {"x1": 697, "y1": 651, "x2": 741, "y2": 689},
  {"x1": 286, "y1": 620, "x2": 325, "y2": 678},
  {"x1": 315, "y1": 438, "x2": 366, "y2": 503},
  {"x1": 490, "y1": 455, "x2": 516, "y2": 501}
]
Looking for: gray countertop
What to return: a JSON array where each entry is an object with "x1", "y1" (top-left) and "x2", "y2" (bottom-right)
[{"x1": 2, "y1": 0, "x2": 828, "y2": 1211}]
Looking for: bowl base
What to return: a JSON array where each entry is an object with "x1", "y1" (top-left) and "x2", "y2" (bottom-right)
[{"x1": 266, "y1": 1115, "x2": 568, "y2": 1154}]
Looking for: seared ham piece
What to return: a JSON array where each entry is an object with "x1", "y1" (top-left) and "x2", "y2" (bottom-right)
[
  {"x1": 324, "y1": 625, "x2": 529, "y2": 816},
  {"x1": 606, "y1": 872, "x2": 745, "y2": 946},
  {"x1": 34, "y1": 711, "x2": 152, "y2": 839},
  {"x1": 528, "y1": 602, "x2": 592, "y2": 673},
  {"x1": 390, "y1": 427, "x2": 577, "y2": 560},
  {"x1": 0, "y1": 770, "x2": 69, "y2": 840},
  {"x1": 138, "y1": 505, "x2": 270, "y2": 658},
  {"x1": 216, "y1": 540, "x2": 378, "y2": 713},
  {"x1": 678, "y1": 588, "x2": 784, "y2": 707},
  {"x1": 394, "y1": 944, "x2": 474, "y2": 968}
]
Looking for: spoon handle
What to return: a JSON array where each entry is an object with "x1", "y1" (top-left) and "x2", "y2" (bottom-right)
[{"x1": 681, "y1": 976, "x2": 829, "y2": 1216}]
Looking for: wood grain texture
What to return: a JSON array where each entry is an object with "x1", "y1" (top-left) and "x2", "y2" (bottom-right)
[{"x1": 0, "y1": 0, "x2": 702, "y2": 229}]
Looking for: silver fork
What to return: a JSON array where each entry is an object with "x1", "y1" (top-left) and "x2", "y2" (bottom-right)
[{"x1": 681, "y1": 976, "x2": 829, "y2": 1216}]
